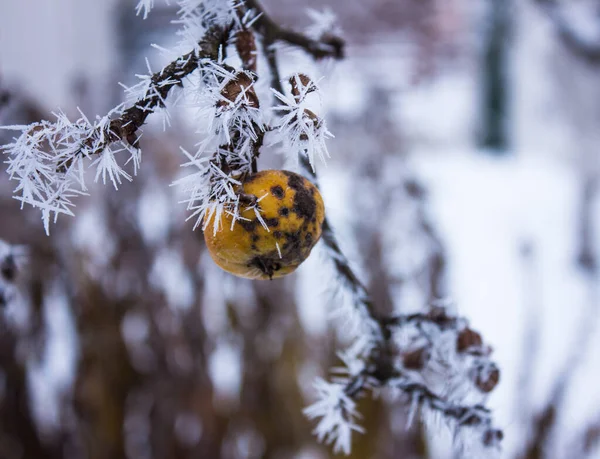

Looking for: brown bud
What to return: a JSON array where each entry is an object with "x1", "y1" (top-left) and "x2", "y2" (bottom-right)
[
  {"x1": 298, "y1": 109, "x2": 322, "y2": 142},
  {"x1": 305, "y1": 109, "x2": 322, "y2": 128},
  {"x1": 457, "y1": 327, "x2": 483, "y2": 353},
  {"x1": 218, "y1": 72, "x2": 259, "y2": 109},
  {"x1": 473, "y1": 363, "x2": 500, "y2": 393},
  {"x1": 235, "y1": 29, "x2": 257, "y2": 73},
  {"x1": 402, "y1": 347, "x2": 430, "y2": 370},
  {"x1": 290, "y1": 74, "x2": 317, "y2": 101}
]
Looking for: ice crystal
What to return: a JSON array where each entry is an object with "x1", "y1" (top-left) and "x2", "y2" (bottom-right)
[{"x1": 271, "y1": 75, "x2": 333, "y2": 172}]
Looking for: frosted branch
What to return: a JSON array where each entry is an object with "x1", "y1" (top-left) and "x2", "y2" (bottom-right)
[
  {"x1": 2, "y1": 26, "x2": 229, "y2": 232},
  {"x1": 304, "y1": 305, "x2": 502, "y2": 455}
]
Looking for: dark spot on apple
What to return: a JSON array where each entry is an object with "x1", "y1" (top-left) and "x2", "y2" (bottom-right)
[
  {"x1": 271, "y1": 185, "x2": 285, "y2": 199},
  {"x1": 283, "y1": 171, "x2": 316, "y2": 221},
  {"x1": 238, "y1": 219, "x2": 257, "y2": 232}
]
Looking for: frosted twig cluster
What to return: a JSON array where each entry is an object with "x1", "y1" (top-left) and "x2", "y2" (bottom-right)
[
  {"x1": 290, "y1": 59, "x2": 502, "y2": 459},
  {"x1": 1, "y1": 22, "x2": 228, "y2": 234},
  {"x1": 303, "y1": 156, "x2": 503, "y2": 450},
  {"x1": 303, "y1": 147, "x2": 503, "y2": 453},
  {"x1": 304, "y1": 304, "x2": 502, "y2": 455},
  {"x1": 1, "y1": 0, "x2": 338, "y2": 236},
  {"x1": 272, "y1": 75, "x2": 333, "y2": 172}
]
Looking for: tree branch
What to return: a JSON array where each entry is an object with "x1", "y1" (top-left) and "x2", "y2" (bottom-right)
[
  {"x1": 100, "y1": 27, "x2": 229, "y2": 150},
  {"x1": 244, "y1": 0, "x2": 344, "y2": 60}
]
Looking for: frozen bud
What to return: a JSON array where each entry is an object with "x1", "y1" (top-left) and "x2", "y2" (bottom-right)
[
  {"x1": 472, "y1": 362, "x2": 500, "y2": 393},
  {"x1": 402, "y1": 347, "x2": 430, "y2": 370},
  {"x1": 289, "y1": 74, "x2": 318, "y2": 103},
  {"x1": 303, "y1": 108, "x2": 320, "y2": 124},
  {"x1": 218, "y1": 72, "x2": 259, "y2": 108},
  {"x1": 483, "y1": 428, "x2": 503, "y2": 447},
  {"x1": 290, "y1": 74, "x2": 317, "y2": 95},
  {"x1": 298, "y1": 109, "x2": 323, "y2": 142},
  {"x1": 457, "y1": 328, "x2": 483, "y2": 353},
  {"x1": 235, "y1": 29, "x2": 258, "y2": 73}
]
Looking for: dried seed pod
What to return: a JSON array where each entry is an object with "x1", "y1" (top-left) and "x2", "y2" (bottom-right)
[
  {"x1": 472, "y1": 363, "x2": 500, "y2": 393},
  {"x1": 218, "y1": 72, "x2": 259, "y2": 108},
  {"x1": 204, "y1": 170, "x2": 325, "y2": 280},
  {"x1": 235, "y1": 29, "x2": 258, "y2": 73},
  {"x1": 457, "y1": 327, "x2": 483, "y2": 353},
  {"x1": 402, "y1": 346, "x2": 430, "y2": 370},
  {"x1": 290, "y1": 74, "x2": 317, "y2": 100}
]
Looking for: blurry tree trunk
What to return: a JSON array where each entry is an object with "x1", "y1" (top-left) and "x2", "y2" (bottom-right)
[
  {"x1": 73, "y1": 285, "x2": 140, "y2": 459},
  {"x1": 234, "y1": 280, "x2": 314, "y2": 458},
  {"x1": 479, "y1": 0, "x2": 512, "y2": 152},
  {"x1": 0, "y1": 322, "x2": 62, "y2": 459}
]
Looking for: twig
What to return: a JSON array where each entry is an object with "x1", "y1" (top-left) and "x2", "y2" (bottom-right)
[
  {"x1": 244, "y1": 0, "x2": 344, "y2": 60},
  {"x1": 381, "y1": 307, "x2": 460, "y2": 332},
  {"x1": 338, "y1": 362, "x2": 502, "y2": 446},
  {"x1": 300, "y1": 155, "x2": 389, "y2": 343}
]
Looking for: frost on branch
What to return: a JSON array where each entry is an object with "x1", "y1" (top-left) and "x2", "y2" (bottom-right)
[
  {"x1": 135, "y1": 0, "x2": 158, "y2": 20},
  {"x1": 173, "y1": 64, "x2": 331, "y2": 235},
  {"x1": 1, "y1": 0, "x2": 336, "y2": 236},
  {"x1": 1, "y1": 10, "x2": 228, "y2": 234},
  {"x1": 174, "y1": 64, "x2": 268, "y2": 234},
  {"x1": 2, "y1": 108, "x2": 138, "y2": 234},
  {"x1": 304, "y1": 305, "x2": 503, "y2": 455},
  {"x1": 271, "y1": 74, "x2": 333, "y2": 172},
  {"x1": 304, "y1": 377, "x2": 364, "y2": 455}
]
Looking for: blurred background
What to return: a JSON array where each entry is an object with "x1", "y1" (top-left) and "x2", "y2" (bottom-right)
[{"x1": 0, "y1": 0, "x2": 599, "y2": 458}]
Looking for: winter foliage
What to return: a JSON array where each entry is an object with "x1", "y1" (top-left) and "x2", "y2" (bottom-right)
[{"x1": 0, "y1": 0, "x2": 503, "y2": 455}]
